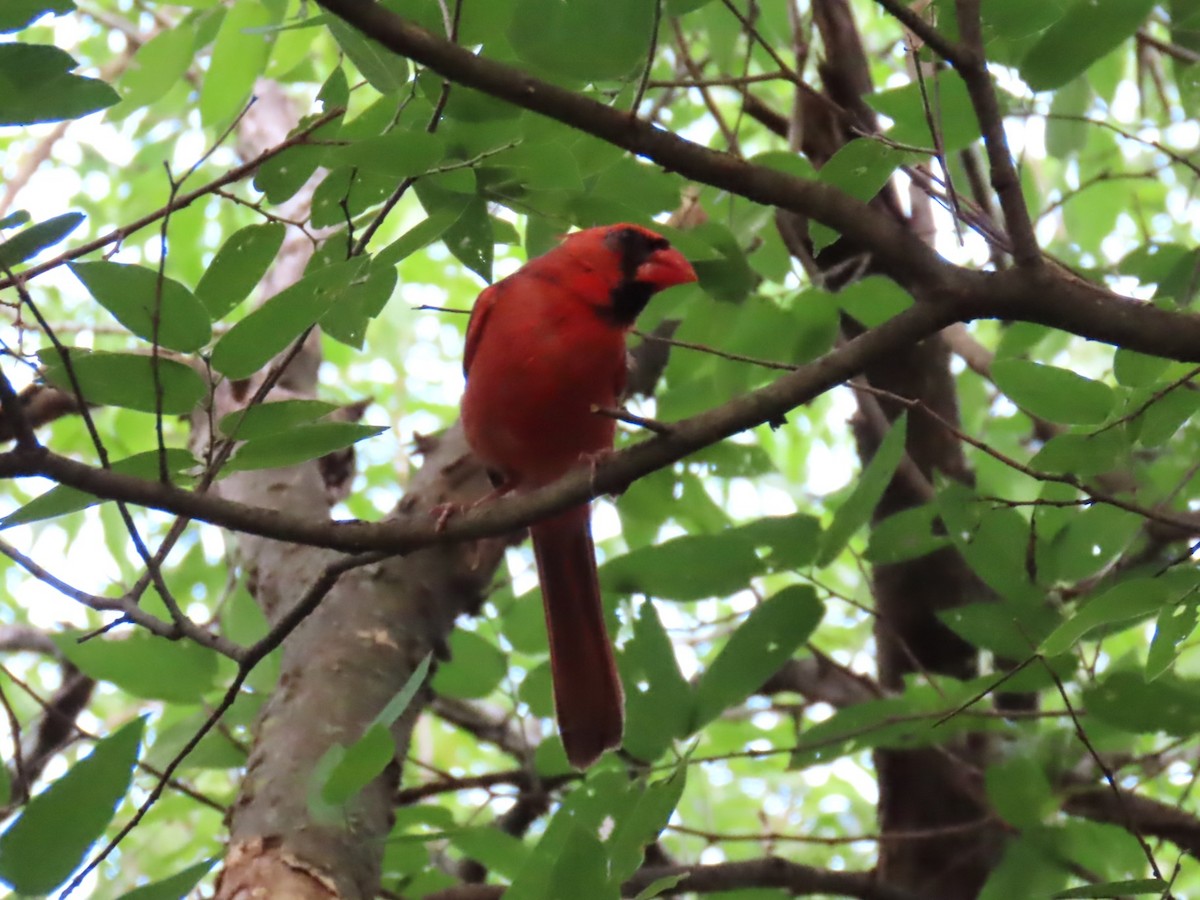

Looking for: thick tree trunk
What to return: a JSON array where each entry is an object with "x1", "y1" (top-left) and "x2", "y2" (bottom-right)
[
  {"x1": 206, "y1": 86, "x2": 505, "y2": 899},
  {"x1": 856, "y1": 335, "x2": 1003, "y2": 898},
  {"x1": 805, "y1": 3, "x2": 1008, "y2": 894}
]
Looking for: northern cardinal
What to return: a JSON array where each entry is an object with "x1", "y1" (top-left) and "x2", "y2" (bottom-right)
[{"x1": 461, "y1": 224, "x2": 697, "y2": 768}]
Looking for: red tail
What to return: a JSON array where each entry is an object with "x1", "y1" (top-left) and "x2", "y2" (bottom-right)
[{"x1": 530, "y1": 504, "x2": 624, "y2": 769}]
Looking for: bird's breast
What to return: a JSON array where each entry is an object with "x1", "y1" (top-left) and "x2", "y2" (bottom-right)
[{"x1": 462, "y1": 297, "x2": 627, "y2": 487}]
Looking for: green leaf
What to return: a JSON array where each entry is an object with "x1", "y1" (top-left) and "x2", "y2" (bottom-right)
[
  {"x1": 548, "y1": 824, "x2": 614, "y2": 900},
  {"x1": 328, "y1": 17, "x2": 409, "y2": 93},
  {"x1": 986, "y1": 756, "x2": 1055, "y2": 828},
  {"x1": 53, "y1": 630, "x2": 218, "y2": 703},
  {"x1": 1039, "y1": 503, "x2": 1143, "y2": 583},
  {"x1": 1136, "y1": 387, "x2": 1200, "y2": 445},
  {"x1": 328, "y1": 132, "x2": 445, "y2": 177},
  {"x1": 938, "y1": 485, "x2": 1038, "y2": 603},
  {"x1": 211, "y1": 257, "x2": 368, "y2": 378},
  {"x1": 520, "y1": 660, "x2": 554, "y2": 716},
  {"x1": 813, "y1": 141, "x2": 919, "y2": 250},
  {"x1": 1046, "y1": 77, "x2": 1092, "y2": 158},
  {"x1": 449, "y1": 827, "x2": 530, "y2": 881},
  {"x1": 489, "y1": 140, "x2": 584, "y2": 193},
  {"x1": 608, "y1": 762, "x2": 687, "y2": 881},
  {"x1": 320, "y1": 257, "x2": 398, "y2": 348},
  {"x1": 317, "y1": 723, "x2": 394, "y2": 808},
  {"x1": 789, "y1": 681, "x2": 981, "y2": 768},
  {"x1": 991, "y1": 358, "x2": 1114, "y2": 425},
  {"x1": 116, "y1": 859, "x2": 217, "y2": 900},
  {"x1": 375, "y1": 208, "x2": 468, "y2": 267},
  {"x1": 0, "y1": 718, "x2": 145, "y2": 895},
  {"x1": 867, "y1": 72, "x2": 981, "y2": 154},
  {"x1": 620, "y1": 600, "x2": 693, "y2": 762},
  {"x1": 817, "y1": 413, "x2": 907, "y2": 566},
  {"x1": 732, "y1": 513, "x2": 822, "y2": 572},
  {"x1": 111, "y1": 23, "x2": 197, "y2": 115},
  {"x1": 1147, "y1": 587, "x2": 1200, "y2": 680},
  {"x1": 600, "y1": 532, "x2": 762, "y2": 602},
  {"x1": 0, "y1": 211, "x2": 83, "y2": 268},
  {"x1": 309, "y1": 166, "x2": 397, "y2": 229},
  {"x1": 0, "y1": 0, "x2": 73, "y2": 33},
  {"x1": 633, "y1": 875, "x2": 688, "y2": 900},
  {"x1": 1030, "y1": 429, "x2": 1128, "y2": 476},
  {"x1": 217, "y1": 399, "x2": 339, "y2": 440},
  {"x1": 1021, "y1": 0, "x2": 1156, "y2": 91},
  {"x1": 41, "y1": 349, "x2": 208, "y2": 415},
  {"x1": 431, "y1": 629, "x2": 507, "y2": 699},
  {"x1": 226, "y1": 422, "x2": 386, "y2": 472},
  {"x1": 1052, "y1": 879, "x2": 1169, "y2": 899},
  {"x1": 199, "y1": 0, "x2": 283, "y2": 128},
  {"x1": 1112, "y1": 348, "x2": 1170, "y2": 388},
  {"x1": 1040, "y1": 577, "x2": 1168, "y2": 656},
  {"x1": 508, "y1": 0, "x2": 654, "y2": 81},
  {"x1": 0, "y1": 44, "x2": 118, "y2": 125},
  {"x1": 867, "y1": 504, "x2": 949, "y2": 565},
  {"x1": 940, "y1": 599, "x2": 1062, "y2": 658},
  {"x1": 253, "y1": 68, "x2": 347, "y2": 204},
  {"x1": 692, "y1": 586, "x2": 824, "y2": 730},
  {"x1": 68, "y1": 261, "x2": 212, "y2": 353},
  {"x1": 195, "y1": 223, "x2": 286, "y2": 320},
  {"x1": 442, "y1": 198, "x2": 494, "y2": 282},
  {"x1": 0, "y1": 448, "x2": 195, "y2": 528},
  {"x1": 667, "y1": 0, "x2": 714, "y2": 12},
  {"x1": 1085, "y1": 671, "x2": 1200, "y2": 736},
  {"x1": 0, "y1": 210, "x2": 31, "y2": 230},
  {"x1": 838, "y1": 276, "x2": 914, "y2": 327},
  {"x1": 310, "y1": 656, "x2": 430, "y2": 814},
  {"x1": 145, "y1": 709, "x2": 249, "y2": 772},
  {"x1": 979, "y1": 834, "x2": 1069, "y2": 900}
]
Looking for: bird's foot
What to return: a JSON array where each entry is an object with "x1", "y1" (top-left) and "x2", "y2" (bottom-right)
[{"x1": 429, "y1": 482, "x2": 515, "y2": 532}]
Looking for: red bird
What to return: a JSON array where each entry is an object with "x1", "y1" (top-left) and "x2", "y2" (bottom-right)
[{"x1": 461, "y1": 224, "x2": 697, "y2": 769}]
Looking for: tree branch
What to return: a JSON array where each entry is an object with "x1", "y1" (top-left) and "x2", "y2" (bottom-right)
[
  {"x1": 0, "y1": 300, "x2": 957, "y2": 552},
  {"x1": 952, "y1": 0, "x2": 1041, "y2": 266},
  {"x1": 312, "y1": 0, "x2": 946, "y2": 295},
  {"x1": 623, "y1": 857, "x2": 928, "y2": 899}
]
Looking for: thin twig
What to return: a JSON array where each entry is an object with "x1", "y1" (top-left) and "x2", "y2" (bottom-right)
[
  {"x1": 351, "y1": 0, "x2": 462, "y2": 257},
  {"x1": 1039, "y1": 655, "x2": 1170, "y2": 888},
  {"x1": 666, "y1": 816, "x2": 998, "y2": 846},
  {"x1": 0, "y1": 680, "x2": 28, "y2": 804},
  {"x1": 61, "y1": 547, "x2": 391, "y2": 895},
  {"x1": 0, "y1": 106, "x2": 345, "y2": 293},
  {"x1": 592, "y1": 405, "x2": 672, "y2": 435},
  {"x1": 718, "y1": 0, "x2": 804, "y2": 86},
  {"x1": 0, "y1": 360, "x2": 37, "y2": 451},
  {"x1": 671, "y1": 19, "x2": 741, "y2": 152},
  {"x1": 632, "y1": 0, "x2": 662, "y2": 114},
  {"x1": 648, "y1": 71, "x2": 791, "y2": 88},
  {"x1": 953, "y1": 0, "x2": 1041, "y2": 267},
  {"x1": 0, "y1": 265, "x2": 190, "y2": 631},
  {"x1": 872, "y1": 0, "x2": 965, "y2": 67}
]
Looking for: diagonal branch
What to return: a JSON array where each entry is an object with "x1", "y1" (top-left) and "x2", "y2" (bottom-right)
[
  {"x1": 0, "y1": 300, "x2": 959, "y2": 552},
  {"x1": 952, "y1": 0, "x2": 1041, "y2": 266},
  {"x1": 0, "y1": 106, "x2": 345, "y2": 294},
  {"x1": 312, "y1": 0, "x2": 946, "y2": 294}
]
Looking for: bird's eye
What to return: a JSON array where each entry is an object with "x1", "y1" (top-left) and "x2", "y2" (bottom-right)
[{"x1": 605, "y1": 227, "x2": 670, "y2": 260}]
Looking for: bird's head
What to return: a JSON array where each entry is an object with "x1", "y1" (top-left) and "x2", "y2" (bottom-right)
[{"x1": 556, "y1": 223, "x2": 697, "y2": 326}]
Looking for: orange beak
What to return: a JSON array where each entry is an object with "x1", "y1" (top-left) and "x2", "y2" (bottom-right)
[{"x1": 637, "y1": 246, "x2": 697, "y2": 291}]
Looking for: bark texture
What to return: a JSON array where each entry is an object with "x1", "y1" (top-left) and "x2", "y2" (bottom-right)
[{"x1": 208, "y1": 88, "x2": 504, "y2": 899}]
